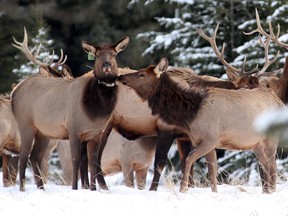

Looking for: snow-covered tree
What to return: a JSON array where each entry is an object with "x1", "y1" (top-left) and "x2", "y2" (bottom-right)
[{"x1": 136, "y1": 0, "x2": 224, "y2": 75}]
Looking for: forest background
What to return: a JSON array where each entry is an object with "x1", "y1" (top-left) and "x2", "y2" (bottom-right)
[{"x1": 1, "y1": 0, "x2": 288, "y2": 185}]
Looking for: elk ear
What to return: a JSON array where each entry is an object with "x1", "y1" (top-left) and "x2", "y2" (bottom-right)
[
  {"x1": 81, "y1": 41, "x2": 97, "y2": 54},
  {"x1": 226, "y1": 69, "x2": 239, "y2": 82},
  {"x1": 155, "y1": 58, "x2": 168, "y2": 77},
  {"x1": 62, "y1": 65, "x2": 74, "y2": 79},
  {"x1": 114, "y1": 36, "x2": 129, "y2": 54},
  {"x1": 38, "y1": 66, "x2": 51, "y2": 76}
]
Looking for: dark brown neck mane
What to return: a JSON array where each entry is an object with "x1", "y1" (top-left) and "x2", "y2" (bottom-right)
[
  {"x1": 82, "y1": 78, "x2": 118, "y2": 119},
  {"x1": 148, "y1": 69, "x2": 237, "y2": 127}
]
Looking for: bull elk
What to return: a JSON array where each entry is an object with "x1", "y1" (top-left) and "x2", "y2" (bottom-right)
[
  {"x1": 197, "y1": 9, "x2": 288, "y2": 104},
  {"x1": 11, "y1": 28, "x2": 129, "y2": 191},
  {"x1": 0, "y1": 54, "x2": 69, "y2": 187},
  {"x1": 118, "y1": 58, "x2": 284, "y2": 193},
  {"x1": 1, "y1": 29, "x2": 80, "y2": 187}
]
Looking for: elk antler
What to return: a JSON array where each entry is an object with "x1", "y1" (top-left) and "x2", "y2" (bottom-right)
[
  {"x1": 244, "y1": 8, "x2": 288, "y2": 50},
  {"x1": 256, "y1": 35, "x2": 280, "y2": 77},
  {"x1": 197, "y1": 23, "x2": 258, "y2": 77},
  {"x1": 12, "y1": 27, "x2": 67, "y2": 68}
]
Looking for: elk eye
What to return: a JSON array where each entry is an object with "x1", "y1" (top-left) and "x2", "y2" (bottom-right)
[{"x1": 139, "y1": 73, "x2": 145, "y2": 78}]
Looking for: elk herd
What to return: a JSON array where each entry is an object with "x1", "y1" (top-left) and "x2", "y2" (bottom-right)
[{"x1": 1, "y1": 9, "x2": 288, "y2": 194}]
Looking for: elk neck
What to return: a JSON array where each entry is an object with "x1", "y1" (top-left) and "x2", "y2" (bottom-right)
[
  {"x1": 82, "y1": 77, "x2": 118, "y2": 119},
  {"x1": 148, "y1": 72, "x2": 207, "y2": 127}
]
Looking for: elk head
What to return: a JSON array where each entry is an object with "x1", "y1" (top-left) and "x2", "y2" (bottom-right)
[
  {"x1": 12, "y1": 27, "x2": 69, "y2": 78},
  {"x1": 118, "y1": 58, "x2": 168, "y2": 100},
  {"x1": 82, "y1": 37, "x2": 129, "y2": 87}
]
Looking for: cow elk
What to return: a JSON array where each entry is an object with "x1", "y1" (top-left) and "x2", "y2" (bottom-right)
[
  {"x1": 47, "y1": 68, "x2": 157, "y2": 190},
  {"x1": 97, "y1": 63, "x2": 262, "y2": 192},
  {"x1": 11, "y1": 27, "x2": 129, "y2": 191},
  {"x1": 56, "y1": 129, "x2": 157, "y2": 189},
  {"x1": 118, "y1": 58, "x2": 284, "y2": 194}
]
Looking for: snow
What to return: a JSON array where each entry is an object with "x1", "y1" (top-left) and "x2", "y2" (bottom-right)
[{"x1": 1, "y1": 171, "x2": 288, "y2": 216}]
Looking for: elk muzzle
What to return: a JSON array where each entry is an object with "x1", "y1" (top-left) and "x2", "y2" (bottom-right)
[{"x1": 102, "y1": 61, "x2": 112, "y2": 73}]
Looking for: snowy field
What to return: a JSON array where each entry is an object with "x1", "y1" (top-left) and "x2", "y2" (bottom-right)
[{"x1": 1, "y1": 171, "x2": 288, "y2": 216}]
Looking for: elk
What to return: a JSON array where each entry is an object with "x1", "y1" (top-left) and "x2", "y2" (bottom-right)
[
  {"x1": 11, "y1": 28, "x2": 129, "y2": 191},
  {"x1": 0, "y1": 29, "x2": 75, "y2": 187},
  {"x1": 197, "y1": 9, "x2": 288, "y2": 104},
  {"x1": 45, "y1": 67, "x2": 157, "y2": 190},
  {"x1": 0, "y1": 98, "x2": 20, "y2": 187},
  {"x1": 95, "y1": 65, "x2": 243, "y2": 192},
  {"x1": 56, "y1": 129, "x2": 157, "y2": 189},
  {"x1": 118, "y1": 58, "x2": 284, "y2": 193}
]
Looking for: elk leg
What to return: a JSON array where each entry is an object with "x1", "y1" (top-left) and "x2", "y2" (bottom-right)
[
  {"x1": 253, "y1": 145, "x2": 271, "y2": 194},
  {"x1": 122, "y1": 164, "x2": 134, "y2": 188},
  {"x1": 30, "y1": 133, "x2": 49, "y2": 190},
  {"x1": 19, "y1": 129, "x2": 35, "y2": 191},
  {"x1": 95, "y1": 121, "x2": 113, "y2": 190},
  {"x1": 2, "y1": 155, "x2": 9, "y2": 187},
  {"x1": 87, "y1": 140, "x2": 98, "y2": 190},
  {"x1": 135, "y1": 168, "x2": 148, "y2": 190},
  {"x1": 41, "y1": 140, "x2": 58, "y2": 182},
  {"x1": 180, "y1": 141, "x2": 215, "y2": 193},
  {"x1": 264, "y1": 140, "x2": 277, "y2": 193},
  {"x1": 80, "y1": 141, "x2": 89, "y2": 189},
  {"x1": 69, "y1": 135, "x2": 81, "y2": 190},
  {"x1": 56, "y1": 142, "x2": 73, "y2": 185},
  {"x1": 177, "y1": 139, "x2": 195, "y2": 187},
  {"x1": 205, "y1": 149, "x2": 218, "y2": 192},
  {"x1": 149, "y1": 131, "x2": 177, "y2": 191},
  {"x1": 2, "y1": 155, "x2": 18, "y2": 187},
  {"x1": 6, "y1": 155, "x2": 18, "y2": 186}
]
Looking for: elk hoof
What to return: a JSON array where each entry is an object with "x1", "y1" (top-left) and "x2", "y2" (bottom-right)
[
  {"x1": 20, "y1": 186, "x2": 25, "y2": 192},
  {"x1": 180, "y1": 181, "x2": 188, "y2": 193},
  {"x1": 99, "y1": 184, "x2": 109, "y2": 191}
]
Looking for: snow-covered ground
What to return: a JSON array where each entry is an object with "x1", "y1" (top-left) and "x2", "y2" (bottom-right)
[{"x1": 1, "y1": 171, "x2": 288, "y2": 216}]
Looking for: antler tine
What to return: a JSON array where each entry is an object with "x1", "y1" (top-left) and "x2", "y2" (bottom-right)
[
  {"x1": 197, "y1": 23, "x2": 241, "y2": 74},
  {"x1": 244, "y1": 9, "x2": 270, "y2": 37},
  {"x1": 53, "y1": 49, "x2": 67, "y2": 68},
  {"x1": 245, "y1": 8, "x2": 288, "y2": 49},
  {"x1": 268, "y1": 20, "x2": 288, "y2": 49},
  {"x1": 256, "y1": 35, "x2": 280, "y2": 77},
  {"x1": 197, "y1": 23, "x2": 258, "y2": 76},
  {"x1": 12, "y1": 27, "x2": 48, "y2": 67}
]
